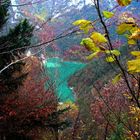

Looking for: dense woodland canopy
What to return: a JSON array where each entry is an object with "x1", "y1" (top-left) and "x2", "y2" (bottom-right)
[{"x1": 0, "y1": 0, "x2": 140, "y2": 140}]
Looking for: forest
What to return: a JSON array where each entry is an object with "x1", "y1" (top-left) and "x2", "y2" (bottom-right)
[{"x1": 0, "y1": 0, "x2": 140, "y2": 139}]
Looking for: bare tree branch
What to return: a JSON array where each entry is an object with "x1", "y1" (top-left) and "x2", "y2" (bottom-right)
[{"x1": 0, "y1": 45, "x2": 48, "y2": 74}]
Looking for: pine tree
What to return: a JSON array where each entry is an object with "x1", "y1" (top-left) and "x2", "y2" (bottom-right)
[
  {"x1": 0, "y1": 1, "x2": 34, "y2": 139},
  {"x1": 0, "y1": 0, "x2": 34, "y2": 95},
  {"x1": 0, "y1": 2, "x2": 70, "y2": 139}
]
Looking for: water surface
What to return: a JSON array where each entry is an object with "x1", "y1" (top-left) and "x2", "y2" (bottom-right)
[{"x1": 44, "y1": 57, "x2": 86, "y2": 102}]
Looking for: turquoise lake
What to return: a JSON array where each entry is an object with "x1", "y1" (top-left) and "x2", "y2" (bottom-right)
[{"x1": 44, "y1": 57, "x2": 86, "y2": 102}]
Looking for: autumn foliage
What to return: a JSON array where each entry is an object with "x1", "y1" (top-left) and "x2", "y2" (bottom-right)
[
  {"x1": 0, "y1": 57, "x2": 57, "y2": 138},
  {"x1": 90, "y1": 77, "x2": 140, "y2": 139},
  {"x1": 90, "y1": 80, "x2": 129, "y2": 139}
]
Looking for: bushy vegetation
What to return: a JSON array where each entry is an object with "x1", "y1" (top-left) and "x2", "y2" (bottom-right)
[{"x1": 0, "y1": 0, "x2": 140, "y2": 140}]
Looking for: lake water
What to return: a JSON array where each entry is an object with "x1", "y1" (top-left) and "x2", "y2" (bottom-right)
[{"x1": 44, "y1": 57, "x2": 86, "y2": 102}]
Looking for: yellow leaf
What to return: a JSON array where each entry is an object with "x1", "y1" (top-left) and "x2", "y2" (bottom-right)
[
  {"x1": 106, "y1": 50, "x2": 121, "y2": 56},
  {"x1": 117, "y1": 0, "x2": 132, "y2": 6},
  {"x1": 80, "y1": 25, "x2": 93, "y2": 34},
  {"x1": 112, "y1": 50, "x2": 121, "y2": 56},
  {"x1": 128, "y1": 39, "x2": 137, "y2": 45},
  {"x1": 131, "y1": 51, "x2": 140, "y2": 58},
  {"x1": 80, "y1": 38, "x2": 100, "y2": 52},
  {"x1": 102, "y1": 11, "x2": 114, "y2": 18},
  {"x1": 117, "y1": 23, "x2": 135, "y2": 35},
  {"x1": 127, "y1": 17, "x2": 135, "y2": 23},
  {"x1": 86, "y1": 51, "x2": 100, "y2": 60},
  {"x1": 73, "y1": 19, "x2": 93, "y2": 33},
  {"x1": 130, "y1": 26, "x2": 138, "y2": 34},
  {"x1": 106, "y1": 56, "x2": 116, "y2": 62},
  {"x1": 128, "y1": 59, "x2": 140, "y2": 73},
  {"x1": 112, "y1": 73, "x2": 122, "y2": 84},
  {"x1": 73, "y1": 19, "x2": 91, "y2": 26},
  {"x1": 129, "y1": 28, "x2": 140, "y2": 40},
  {"x1": 90, "y1": 32, "x2": 108, "y2": 43}
]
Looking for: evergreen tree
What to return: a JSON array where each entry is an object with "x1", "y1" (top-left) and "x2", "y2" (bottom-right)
[
  {"x1": 0, "y1": 2, "x2": 71, "y2": 140},
  {"x1": 0, "y1": 0, "x2": 34, "y2": 95}
]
